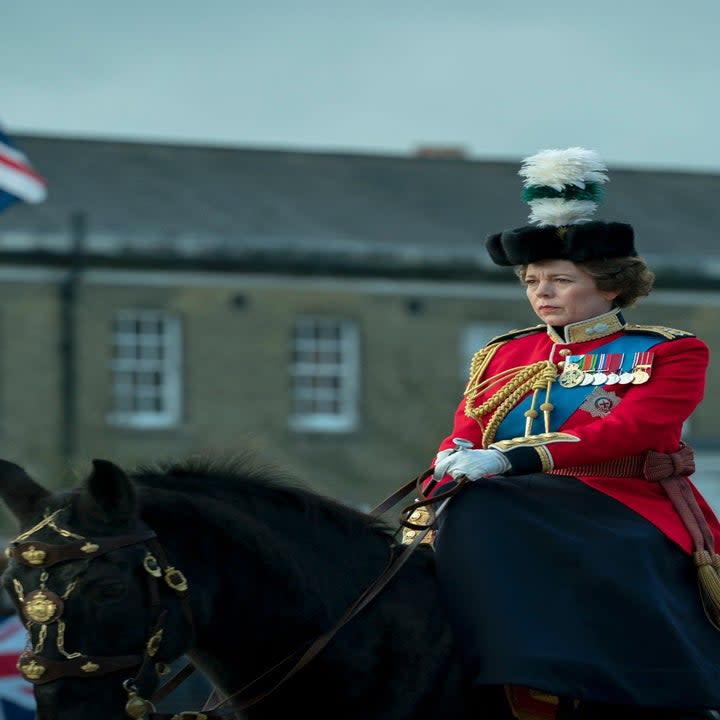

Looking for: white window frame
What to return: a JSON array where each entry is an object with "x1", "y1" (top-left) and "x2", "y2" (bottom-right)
[
  {"x1": 288, "y1": 316, "x2": 359, "y2": 433},
  {"x1": 107, "y1": 309, "x2": 182, "y2": 429}
]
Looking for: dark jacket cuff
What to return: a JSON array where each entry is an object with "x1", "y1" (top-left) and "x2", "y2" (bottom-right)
[{"x1": 502, "y1": 445, "x2": 552, "y2": 474}]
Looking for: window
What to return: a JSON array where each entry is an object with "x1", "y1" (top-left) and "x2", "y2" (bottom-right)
[
  {"x1": 461, "y1": 323, "x2": 507, "y2": 379},
  {"x1": 108, "y1": 309, "x2": 182, "y2": 428},
  {"x1": 289, "y1": 316, "x2": 359, "y2": 432}
]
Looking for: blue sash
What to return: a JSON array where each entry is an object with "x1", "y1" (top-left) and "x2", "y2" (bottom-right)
[{"x1": 495, "y1": 334, "x2": 664, "y2": 441}]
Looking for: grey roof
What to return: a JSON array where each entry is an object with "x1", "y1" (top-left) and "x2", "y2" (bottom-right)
[{"x1": 2, "y1": 135, "x2": 719, "y2": 284}]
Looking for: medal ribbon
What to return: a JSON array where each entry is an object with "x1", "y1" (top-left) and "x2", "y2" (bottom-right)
[
  {"x1": 494, "y1": 336, "x2": 663, "y2": 440},
  {"x1": 604, "y1": 353, "x2": 623, "y2": 374},
  {"x1": 581, "y1": 354, "x2": 598, "y2": 372},
  {"x1": 633, "y1": 350, "x2": 654, "y2": 373}
]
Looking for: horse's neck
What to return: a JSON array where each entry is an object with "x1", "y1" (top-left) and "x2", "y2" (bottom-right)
[
  {"x1": 157, "y1": 493, "x2": 470, "y2": 719},
  {"x1": 174, "y1": 495, "x2": 393, "y2": 705},
  {"x1": 170, "y1": 498, "x2": 341, "y2": 688}
]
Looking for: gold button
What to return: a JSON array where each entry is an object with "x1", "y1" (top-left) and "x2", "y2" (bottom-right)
[{"x1": 559, "y1": 348, "x2": 571, "y2": 356}]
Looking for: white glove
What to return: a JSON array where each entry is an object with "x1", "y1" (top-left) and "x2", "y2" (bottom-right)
[{"x1": 433, "y1": 448, "x2": 511, "y2": 482}]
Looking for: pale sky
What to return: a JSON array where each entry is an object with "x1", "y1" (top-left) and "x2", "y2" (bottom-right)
[{"x1": 4, "y1": 1, "x2": 719, "y2": 171}]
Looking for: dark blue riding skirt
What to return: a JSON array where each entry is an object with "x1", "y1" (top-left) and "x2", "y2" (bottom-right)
[{"x1": 433, "y1": 473, "x2": 720, "y2": 709}]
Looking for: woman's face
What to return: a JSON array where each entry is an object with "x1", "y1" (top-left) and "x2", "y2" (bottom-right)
[{"x1": 524, "y1": 259, "x2": 618, "y2": 326}]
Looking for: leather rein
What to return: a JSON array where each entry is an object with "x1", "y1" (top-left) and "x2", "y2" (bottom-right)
[{"x1": 7, "y1": 469, "x2": 463, "y2": 720}]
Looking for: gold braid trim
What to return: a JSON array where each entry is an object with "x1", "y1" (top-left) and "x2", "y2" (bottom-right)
[
  {"x1": 464, "y1": 342, "x2": 506, "y2": 397},
  {"x1": 534, "y1": 445, "x2": 554, "y2": 472},
  {"x1": 625, "y1": 323, "x2": 694, "y2": 339},
  {"x1": 464, "y1": 354, "x2": 558, "y2": 447}
]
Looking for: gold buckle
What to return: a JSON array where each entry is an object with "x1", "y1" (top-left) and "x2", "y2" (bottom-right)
[{"x1": 164, "y1": 566, "x2": 188, "y2": 592}]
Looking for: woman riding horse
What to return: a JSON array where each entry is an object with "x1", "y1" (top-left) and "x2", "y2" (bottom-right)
[{"x1": 425, "y1": 147, "x2": 720, "y2": 720}]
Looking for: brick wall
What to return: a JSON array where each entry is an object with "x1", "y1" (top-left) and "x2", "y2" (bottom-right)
[{"x1": 1, "y1": 269, "x2": 718, "y2": 531}]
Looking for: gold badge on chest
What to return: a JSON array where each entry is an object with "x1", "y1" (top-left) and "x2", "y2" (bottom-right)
[{"x1": 558, "y1": 362, "x2": 584, "y2": 388}]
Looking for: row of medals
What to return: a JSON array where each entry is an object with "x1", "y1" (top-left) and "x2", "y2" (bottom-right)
[{"x1": 558, "y1": 363, "x2": 650, "y2": 388}]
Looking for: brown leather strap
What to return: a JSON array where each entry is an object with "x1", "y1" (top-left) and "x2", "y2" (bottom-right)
[
  {"x1": 150, "y1": 661, "x2": 198, "y2": 706},
  {"x1": 146, "y1": 537, "x2": 195, "y2": 630},
  {"x1": 18, "y1": 650, "x2": 143, "y2": 684},
  {"x1": 9, "y1": 529, "x2": 157, "y2": 567},
  {"x1": 369, "y1": 468, "x2": 433, "y2": 518}
]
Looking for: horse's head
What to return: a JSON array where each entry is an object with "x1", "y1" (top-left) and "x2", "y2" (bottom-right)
[{"x1": 0, "y1": 459, "x2": 194, "y2": 720}]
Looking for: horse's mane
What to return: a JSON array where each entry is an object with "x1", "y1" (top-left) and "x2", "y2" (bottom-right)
[{"x1": 127, "y1": 454, "x2": 395, "y2": 541}]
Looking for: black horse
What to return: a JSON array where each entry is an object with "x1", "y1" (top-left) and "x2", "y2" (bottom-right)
[{"x1": 0, "y1": 456, "x2": 475, "y2": 720}]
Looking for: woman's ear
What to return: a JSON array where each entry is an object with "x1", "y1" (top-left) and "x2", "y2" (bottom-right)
[{"x1": 601, "y1": 289, "x2": 619, "y2": 303}]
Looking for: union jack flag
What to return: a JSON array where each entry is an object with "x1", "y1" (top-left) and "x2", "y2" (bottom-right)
[
  {"x1": 0, "y1": 128, "x2": 47, "y2": 213},
  {"x1": 0, "y1": 615, "x2": 34, "y2": 720}
]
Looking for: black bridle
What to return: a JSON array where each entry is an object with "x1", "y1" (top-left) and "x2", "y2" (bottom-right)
[{"x1": 6, "y1": 511, "x2": 193, "y2": 720}]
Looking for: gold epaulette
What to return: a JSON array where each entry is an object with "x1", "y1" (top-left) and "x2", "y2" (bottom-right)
[
  {"x1": 625, "y1": 324, "x2": 695, "y2": 340},
  {"x1": 466, "y1": 325, "x2": 545, "y2": 390},
  {"x1": 484, "y1": 324, "x2": 546, "y2": 346}
]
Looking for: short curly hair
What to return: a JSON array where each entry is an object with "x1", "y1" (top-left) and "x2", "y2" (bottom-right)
[{"x1": 514, "y1": 256, "x2": 655, "y2": 309}]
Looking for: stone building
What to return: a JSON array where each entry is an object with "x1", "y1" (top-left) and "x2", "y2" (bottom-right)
[{"x1": 0, "y1": 135, "x2": 718, "y2": 530}]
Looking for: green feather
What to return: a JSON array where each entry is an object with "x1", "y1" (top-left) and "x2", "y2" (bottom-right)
[{"x1": 521, "y1": 182, "x2": 605, "y2": 203}]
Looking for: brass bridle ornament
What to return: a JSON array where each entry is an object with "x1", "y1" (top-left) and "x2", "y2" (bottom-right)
[{"x1": 5, "y1": 507, "x2": 192, "y2": 720}]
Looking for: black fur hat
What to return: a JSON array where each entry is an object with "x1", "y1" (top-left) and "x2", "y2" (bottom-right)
[{"x1": 485, "y1": 147, "x2": 637, "y2": 267}]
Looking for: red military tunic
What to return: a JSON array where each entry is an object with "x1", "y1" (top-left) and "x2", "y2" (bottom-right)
[{"x1": 427, "y1": 308, "x2": 720, "y2": 555}]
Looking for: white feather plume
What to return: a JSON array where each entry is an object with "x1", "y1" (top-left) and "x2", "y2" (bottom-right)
[
  {"x1": 527, "y1": 199, "x2": 599, "y2": 227},
  {"x1": 519, "y1": 147, "x2": 609, "y2": 227},
  {"x1": 519, "y1": 147, "x2": 608, "y2": 191}
]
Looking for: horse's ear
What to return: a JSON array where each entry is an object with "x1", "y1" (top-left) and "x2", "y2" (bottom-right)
[
  {"x1": 0, "y1": 460, "x2": 51, "y2": 526},
  {"x1": 75, "y1": 459, "x2": 137, "y2": 524}
]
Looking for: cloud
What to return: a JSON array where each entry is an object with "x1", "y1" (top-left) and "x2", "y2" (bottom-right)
[{"x1": 4, "y1": 1, "x2": 719, "y2": 171}]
